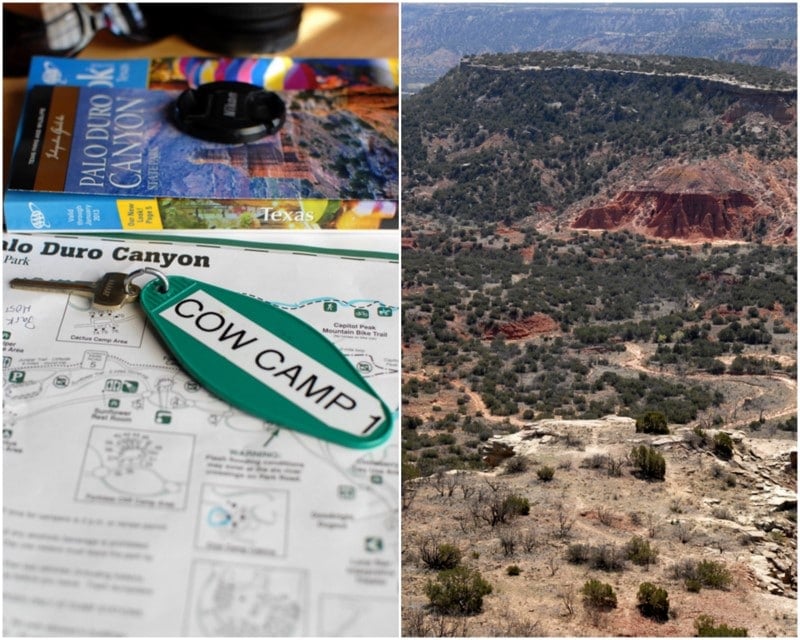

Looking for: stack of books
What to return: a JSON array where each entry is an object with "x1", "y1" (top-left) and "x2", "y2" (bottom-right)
[{"x1": 4, "y1": 55, "x2": 398, "y2": 231}]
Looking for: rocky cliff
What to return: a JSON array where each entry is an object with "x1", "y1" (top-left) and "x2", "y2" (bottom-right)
[
  {"x1": 572, "y1": 155, "x2": 796, "y2": 243},
  {"x1": 405, "y1": 53, "x2": 796, "y2": 233}
]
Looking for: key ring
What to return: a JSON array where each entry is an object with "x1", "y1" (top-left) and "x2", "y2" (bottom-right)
[{"x1": 125, "y1": 267, "x2": 170, "y2": 294}]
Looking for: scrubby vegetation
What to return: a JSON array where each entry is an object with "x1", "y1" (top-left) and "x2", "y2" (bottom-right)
[
  {"x1": 694, "y1": 614, "x2": 748, "y2": 637},
  {"x1": 625, "y1": 536, "x2": 659, "y2": 566},
  {"x1": 713, "y1": 431, "x2": 735, "y2": 459},
  {"x1": 581, "y1": 579, "x2": 618, "y2": 611},
  {"x1": 636, "y1": 411, "x2": 670, "y2": 434},
  {"x1": 637, "y1": 582, "x2": 670, "y2": 622},
  {"x1": 419, "y1": 537, "x2": 462, "y2": 570},
  {"x1": 402, "y1": 232, "x2": 795, "y2": 479},
  {"x1": 670, "y1": 558, "x2": 733, "y2": 591},
  {"x1": 630, "y1": 445, "x2": 667, "y2": 480},
  {"x1": 425, "y1": 566, "x2": 494, "y2": 615},
  {"x1": 536, "y1": 465, "x2": 555, "y2": 482},
  {"x1": 404, "y1": 52, "x2": 795, "y2": 224}
]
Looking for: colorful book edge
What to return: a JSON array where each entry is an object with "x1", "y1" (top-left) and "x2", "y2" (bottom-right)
[
  {"x1": 4, "y1": 192, "x2": 397, "y2": 231},
  {"x1": 26, "y1": 55, "x2": 399, "y2": 91}
]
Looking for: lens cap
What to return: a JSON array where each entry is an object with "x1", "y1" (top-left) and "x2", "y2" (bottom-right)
[{"x1": 173, "y1": 81, "x2": 286, "y2": 144}]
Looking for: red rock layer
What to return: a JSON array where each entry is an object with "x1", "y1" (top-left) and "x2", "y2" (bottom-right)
[
  {"x1": 571, "y1": 156, "x2": 795, "y2": 243},
  {"x1": 574, "y1": 189, "x2": 759, "y2": 240},
  {"x1": 483, "y1": 313, "x2": 559, "y2": 340}
]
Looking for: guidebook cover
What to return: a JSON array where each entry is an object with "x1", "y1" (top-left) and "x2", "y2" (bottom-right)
[
  {"x1": 10, "y1": 84, "x2": 397, "y2": 199},
  {"x1": 5, "y1": 56, "x2": 398, "y2": 231}
]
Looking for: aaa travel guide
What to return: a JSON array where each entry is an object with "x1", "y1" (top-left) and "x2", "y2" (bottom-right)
[{"x1": 4, "y1": 56, "x2": 398, "y2": 231}]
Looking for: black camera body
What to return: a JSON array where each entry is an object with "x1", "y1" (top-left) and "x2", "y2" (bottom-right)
[
  {"x1": 4, "y1": 3, "x2": 305, "y2": 77},
  {"x1": 167, "y1": 3, "x2": 304, "y2": 55}
]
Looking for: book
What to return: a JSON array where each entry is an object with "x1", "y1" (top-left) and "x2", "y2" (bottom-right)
[{"x1": 5, "y1": 56, "x2": 398, "y2": 231}]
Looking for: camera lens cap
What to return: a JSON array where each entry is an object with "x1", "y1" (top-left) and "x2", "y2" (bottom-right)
[{"x1": 173, "y1": 81, "x2": 286, "y2": 144}]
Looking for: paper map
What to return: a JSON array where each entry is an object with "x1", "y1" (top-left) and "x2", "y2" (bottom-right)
[{"x1": 2, "y1": 232, "x2": 399, "y2": 636}]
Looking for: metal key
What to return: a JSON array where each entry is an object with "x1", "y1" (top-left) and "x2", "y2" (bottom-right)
[{"x1": 9, "y1": 272, "x2": 141, "y2": 311}]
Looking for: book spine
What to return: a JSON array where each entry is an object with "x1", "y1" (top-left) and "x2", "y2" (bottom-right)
[
  {"x1": 3, "y1": 191, "x2": 163, "y2": 231},
  {"x1": 3, "y1": 192, "x2": 398, "y2": 231}
]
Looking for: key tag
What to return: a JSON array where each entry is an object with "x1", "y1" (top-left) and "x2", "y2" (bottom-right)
[{"x1": 133, "y1": 270, "x2": 392, "y2": 449}]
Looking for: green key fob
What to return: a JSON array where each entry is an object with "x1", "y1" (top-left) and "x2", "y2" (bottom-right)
[{"x1": 139, "y1": 275, "x2": 392, "y2": 449}]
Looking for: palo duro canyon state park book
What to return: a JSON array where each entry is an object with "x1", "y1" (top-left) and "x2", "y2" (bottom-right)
[{"x1": 5, "y1": 56, "x2": 398, "y2": 231}]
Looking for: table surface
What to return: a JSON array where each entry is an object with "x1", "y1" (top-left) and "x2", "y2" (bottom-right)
[{"x1": 3, "y1": 2, "x2": 398, "y2": 188}]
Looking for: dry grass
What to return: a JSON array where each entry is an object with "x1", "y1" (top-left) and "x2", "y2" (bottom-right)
[{"x1": 402, "y1": 417, "x2": 796, "y2": 637}]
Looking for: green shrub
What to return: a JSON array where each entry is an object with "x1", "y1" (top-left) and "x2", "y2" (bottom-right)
[
  {"x1": 506, "y1": 564, "x2": 521, "y2": 576},
  {"x1": 537, "y1": 465, "x2": 555, "y2": 482},
  {"x1": 630, "y1": 445, "x2": 666, "y2": 480},
  {"x1": 581, "y1": 579, "x2": 617, "y2": 611},
  {"x1": 567, "y1": 542, "x2": 631, "y2": 571},
  {"x1": 590, "y1": 544, "x2": 626, "y2": 572},
  {"x1": 402, "y1": 462, "x2": 421, "y2": 482},
  {"x1": 566, "y1": 543, "x2": 592, "y2": 564},
  {"x1": 691, "y1": 426, "x2": 708, "y2": 447},
  {"x1": 503, "y1": 493, "x2": 530, "y2": 516},
  {"x1": 696, "y1": 560, "x2": 732, "y2": 590},
  {"x1": 625, "y1": 536, "x2": 659, "y2": 566},
  {"x1": 420, "y1": 539, "x2": 462, "y2": 570},
  {"x1": 637, "y1": 582, "x2": 669, "y2": 622},
  {"x1": 636, "y1": 411, "x2": 670, "y2": 434},
  {"x1": 713, "y1": 432, "x2": 734, "y2": 460},
  {"x1": 425, "y1": 566, "x2": 493, "y2": 615},
  {"x1": 505, "y1": 455, "x2": 529, "y2": 474},
  {"x1": 694, "y1": 614, "x2": 748, "y2": 636},
  {"x1": 685, "y1": 578, "x2": 702, "y2": 593},
  {"x1": 672, "y1": 559, "x2": 732, "y2": 591}
]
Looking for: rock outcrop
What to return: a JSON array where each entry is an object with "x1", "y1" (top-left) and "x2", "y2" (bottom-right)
[
  {"x1": 723, "y1": 92, "x2": 796, "y2": 125},
  {"x1": 574, "y1": 189, "x2": 760, "y2": 240},
  {"x1": 572, "y1": 156, "x2": 796, "y2": 243},
  {"x1": 483, "y1": 313, "x2": 559, "y2": 340}
]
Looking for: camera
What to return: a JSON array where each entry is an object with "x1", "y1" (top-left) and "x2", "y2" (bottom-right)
[
  {"x1": 4, "y1": 3, "x2": 305, "y2": 77},
  {"x1": 164, "y1": 3, "x2": 305, "y2": 56}
]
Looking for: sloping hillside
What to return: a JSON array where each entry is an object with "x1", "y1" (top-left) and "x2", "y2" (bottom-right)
[
  {"x1": 401, "y1": 50, "x2": 797, "y2": 637},
  {"x1": 403, "y1": 52, "x2": 796, "y2": 243}
]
